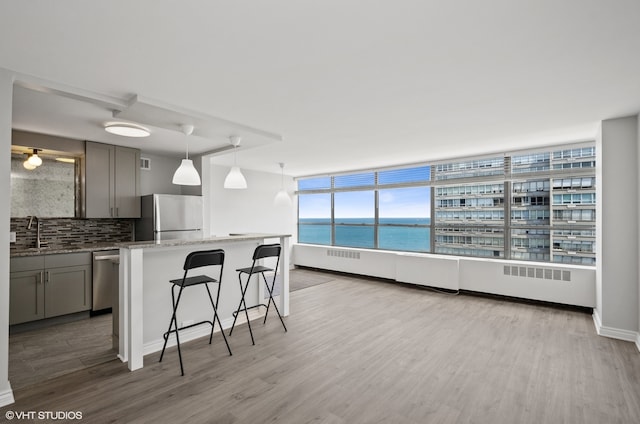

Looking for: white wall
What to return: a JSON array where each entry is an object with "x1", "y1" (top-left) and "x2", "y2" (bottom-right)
[
  {"x1": 596, "y1": 116, "x2": 639, "y2": 337},
  {"x1": 0, "y1": 69, "x2": 15, "y2": 406},
  {"x1": 139, "y1": 152, "x2": 182, "y2": 196},
  {"x1": 205, "y1": 162, "x2": 296, "y2": 239}
]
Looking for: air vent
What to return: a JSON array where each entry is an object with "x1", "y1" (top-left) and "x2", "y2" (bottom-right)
[
  {"x1": 327, "y1": 249, "x2": 360, "y2": 260},
  {"x1": 140, "y1": 157, "x2": 151, "y2": 170},
  {"x1": 502, "y1": 265, "x2": 571, "y2": 282}
]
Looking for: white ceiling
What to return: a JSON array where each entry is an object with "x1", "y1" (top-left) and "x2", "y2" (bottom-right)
[{"x1": 2, "y1": 0, "x2": 640, "y2": 177}]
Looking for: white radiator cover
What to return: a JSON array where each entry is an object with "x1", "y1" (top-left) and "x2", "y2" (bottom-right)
[
  {"x1": 395, "y1": 253, "x2": 459, "y2": 291},
  {"x1": 293, "y1": 244, "x2": 595, "y2": 307}
]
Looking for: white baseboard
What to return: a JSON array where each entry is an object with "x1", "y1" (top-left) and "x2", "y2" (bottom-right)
[
  {"x1": 0, "y1": 384, "x2": 15, "y2": 408},
  {"x1": 593, "y1": 310, "x2": 639, "y2": 343},
  {"x1": 592, "y1": 309, "x2": 603, "y2": 333}
]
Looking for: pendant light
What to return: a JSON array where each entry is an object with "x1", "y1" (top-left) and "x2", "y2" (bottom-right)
[
  {"x1": 224, "y1": 136, "x2": 247, "y2": 189},
  {"x1": 274, "y1": 162, "x2": 292, "y2": 206},
  {"x1": 172, "y1": 124, "x2": 201, "y2": 186}
]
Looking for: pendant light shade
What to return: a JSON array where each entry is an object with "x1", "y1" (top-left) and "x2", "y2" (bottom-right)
[
  {"x1": 274, "y1": 162, "x2": 292, "y2": 206},
  {"x1": 224, "y1": 166, "x2": 247, "y2": 189},
  {"x1": 224, "y1": 136, "x2": 247, "y2": 189},
  {"x1": 172, "y1": 124, "x2": 201, "y2": 186},
  {"x1": 172, "y1": 159, "x2": 201, "y2": 186}
]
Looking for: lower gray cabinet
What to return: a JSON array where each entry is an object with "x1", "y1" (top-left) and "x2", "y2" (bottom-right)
[
  {"x1": 10, "y1": 253, "x2": 92, "y2": 325},
  {"x1": 9, "y1": 269, "x2": 45, "y2": 325}
]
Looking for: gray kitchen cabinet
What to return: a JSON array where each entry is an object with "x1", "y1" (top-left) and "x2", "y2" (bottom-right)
[
  {"x1": 10, "y1": 253, "x2": 92, "y2": 325},
  {"x1": 9, "y1": 269, "x2": 45, "y2": 325},
  {"x1": 85, "y1": 141, "x2": 140, "y2": 218}
]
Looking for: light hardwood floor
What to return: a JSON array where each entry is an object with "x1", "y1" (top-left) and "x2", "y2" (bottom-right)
[{"x1": 3, "y1": 270, "x2": 640, "y2": 423}]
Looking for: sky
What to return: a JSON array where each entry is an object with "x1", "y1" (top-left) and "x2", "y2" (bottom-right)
[
  {"x1": 299, "y1": 187, "x2": 431, "y2": 219},
  {"x1": 298, "y1": 166, "x2": 431, "y2": 219}
]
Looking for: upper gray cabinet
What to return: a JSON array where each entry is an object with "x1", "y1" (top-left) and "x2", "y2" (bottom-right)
[{"x1": 85, "y1": 141, "x2": 140, "y2": 218}]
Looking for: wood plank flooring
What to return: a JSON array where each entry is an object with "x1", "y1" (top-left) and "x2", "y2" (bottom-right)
[
  {"x1": 3, "y1": 270, "x2": 640, "y2": 423},
  {"x1": 8, "y1": 313, "x2": 115, "y2": 391}
]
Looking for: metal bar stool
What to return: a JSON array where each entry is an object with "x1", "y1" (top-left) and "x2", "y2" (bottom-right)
[
  {"x1": 229, "y1": 243, "x2": 287, "y2": 345},
  {"x1": 159, "y1": 249, "x2": 232, "y2": 375}
]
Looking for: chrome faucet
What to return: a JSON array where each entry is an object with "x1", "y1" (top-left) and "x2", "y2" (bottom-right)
[{"x1": 27, "y1": 216, "x2": 42, "y2": 248}]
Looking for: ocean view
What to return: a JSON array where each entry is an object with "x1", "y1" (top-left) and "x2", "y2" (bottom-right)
[{"x1": 298, "y1": 217, "x2": 431, "y2": 252}]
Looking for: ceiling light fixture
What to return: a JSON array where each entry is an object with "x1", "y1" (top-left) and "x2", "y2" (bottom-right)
[
  {"x1": 26, "y1": 149, "x2": 43, "y2": 168},
  {"x1": 104, "y1": 122, "x2": 151, "y2": 138},
  {"x1": 274, "y1": 162, "x2": 292, "y2": 206},
  {"x1": 223, "y1": 136, "x2": 247, "y2": 189},
  {"x1": 172, "y1": 124, "x2": 201, "y2": 186},
  {"x1": 23, "y1": 152, "x2": 37, "y2": 170}
]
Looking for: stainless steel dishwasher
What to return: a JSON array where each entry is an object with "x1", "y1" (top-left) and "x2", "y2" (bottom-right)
[{"x1": 92, "y1": 250, "x2": 119, "y2": 312}]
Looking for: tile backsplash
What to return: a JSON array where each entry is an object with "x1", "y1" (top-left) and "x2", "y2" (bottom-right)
[{"x1": 10, "y1": 218, "x2": 134, "y2": 251}]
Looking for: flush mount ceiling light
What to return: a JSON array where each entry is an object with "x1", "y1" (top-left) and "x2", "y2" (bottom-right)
[
  {"x1": 223, "y1": 135, "x2": 247, "y2": 189},
  {"x1": 172, "y1": 124, "x2": 201, "y2": 186},
  {"x1": 274, "y1": 162, "x2": 292, "y2": 206},
  {"x1": 104, "y1": 122, "x2": 151, "y2": 138}
]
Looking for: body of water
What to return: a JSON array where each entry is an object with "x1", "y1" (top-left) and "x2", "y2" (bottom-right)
[{"x1": 298, "y1": 218, "x2": 431, "y2": 252}]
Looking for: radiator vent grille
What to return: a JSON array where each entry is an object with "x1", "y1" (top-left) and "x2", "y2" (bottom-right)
[
  {"x1": 140, "y1": 157, "x2": 151, "y2": 170},
  {"x1": 327, "y1": 249, "x2": 360, "y2": 260},
  {"x1": 503, "y1": 265, "x2": 571, "y2": 281}
]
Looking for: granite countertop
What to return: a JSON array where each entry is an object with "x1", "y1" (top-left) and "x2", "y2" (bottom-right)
[
  {"x1": 119, "y1": 233, "x2": 291, "y2": 250},
  {"x1": 10, "y1": 242, "x2": 123, "y2": 258},
  {"x1": 11, "y1": 234, "x2": 292, "y2": 257}
]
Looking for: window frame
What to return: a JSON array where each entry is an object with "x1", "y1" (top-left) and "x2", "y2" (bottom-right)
[{"x1": 296, "y1": 142, "x2": 596, "y2": 266}]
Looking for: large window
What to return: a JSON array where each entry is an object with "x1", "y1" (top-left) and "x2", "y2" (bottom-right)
[
  {"x1": 379, "y1": 186, "x2": 431, "y2": 252},
  {"x1": 297, "y1": 166, "x2": 431, "y2": 253},
  {"x1": 298, "y1": 183, "x2": 331, "y2": 245},
  {"x1": 297, "y1": 143, "x2": 596, "y2": 265}
]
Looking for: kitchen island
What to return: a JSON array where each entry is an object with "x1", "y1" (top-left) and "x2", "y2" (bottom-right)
[{"x1": 118, "y1": 233, "x2": 291, "y2": 371}]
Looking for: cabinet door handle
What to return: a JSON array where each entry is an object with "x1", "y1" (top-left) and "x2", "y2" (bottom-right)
[
  {"x1": 45, "y1": 271, "x2": 50, "y2": 284},
  {"x1": 116, "y1": 207, "x2": 119, "y2": 217},
  {"x1": 38, "y1": 271, "x2": 43, "y2": 285},
  {"x1": 110, "y1": 207, "x2": 114, "y2": 217}
]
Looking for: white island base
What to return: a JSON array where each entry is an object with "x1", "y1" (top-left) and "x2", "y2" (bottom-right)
[{"x1": 118, "y1": 233, "x2": 290, "y2": 371}]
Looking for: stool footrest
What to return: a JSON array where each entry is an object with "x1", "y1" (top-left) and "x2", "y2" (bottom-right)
[
  {"x1": 231, "y1": 303, "x2": 268, "y2": 318},
  {"x1": 162, "y1": 320, "x2": 213, "y2": 340}
]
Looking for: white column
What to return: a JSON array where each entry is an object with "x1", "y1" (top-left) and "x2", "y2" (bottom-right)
[
  {"x1": 280, "y1": 235, "x2": 290, "y2": 316},
  {"x1": 126, "y1": 249, "x2": 145, "y2": 370},
  {"x1": 0, "y1": 68, "x2": 15, "y2": 407},
  {"x1": 637, "y1": 114, "x2": 640, "y2": 351},
  {"x1": 595, "y1": 115, "x2": 639, "y2": 339}
]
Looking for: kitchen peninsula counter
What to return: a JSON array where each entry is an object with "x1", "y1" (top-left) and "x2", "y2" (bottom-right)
[{"x1": 118, "y1": 233, "x2": 291, "y2": 371}]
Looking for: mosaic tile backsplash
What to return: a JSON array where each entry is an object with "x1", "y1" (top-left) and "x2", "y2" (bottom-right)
[{"x1": 10, "y1": 218, "x2": 134, "y2": 252}]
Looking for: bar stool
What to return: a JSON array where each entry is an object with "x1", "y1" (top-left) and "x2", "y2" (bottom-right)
[
  {"x1": 159, "y1": 249, "x2": 232, "y2": 375},
  {"x1": 229, "y1": 243, "x2": 287, "y2": 345}
]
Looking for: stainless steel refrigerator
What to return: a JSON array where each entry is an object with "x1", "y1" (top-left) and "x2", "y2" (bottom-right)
[{"x1": 136, "y1": 194, "x2": 203, "y2": 241}]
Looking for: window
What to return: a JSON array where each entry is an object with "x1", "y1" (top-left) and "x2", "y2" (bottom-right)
[
  {"x1": 379, "y1": 186, "x2": 430, "y2": 252},
  {"x1": 297, "y1": 142, "x2": 596, "y2": 265},
  {"x1": 334, "y1": 191, "x2": 375, "y2": 248},
  {"x1": 298, "y1": 193, "x2": 331, "y2": 245}
]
